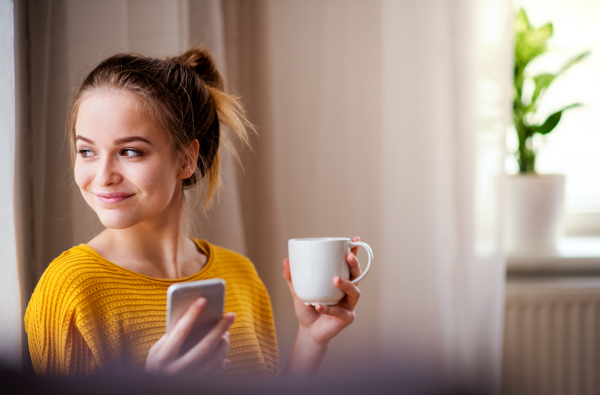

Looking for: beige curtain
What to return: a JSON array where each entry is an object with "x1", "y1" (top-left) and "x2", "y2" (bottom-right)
[
  {"x1": 223, "y1": 0, "x2": 385, "y2": 378},
  {"x1": 16, "y1": 0, "x2": 511, "y2": 391},
  {"x1": 225, "y1": 0, "x2": 510, "y2": 391}
]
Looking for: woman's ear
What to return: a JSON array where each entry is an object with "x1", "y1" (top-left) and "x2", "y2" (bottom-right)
[{"x1": 178, "y1": 139, "x2": 200, "y2": 179}]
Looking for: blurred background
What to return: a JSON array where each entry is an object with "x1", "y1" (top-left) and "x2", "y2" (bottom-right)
[
  {"x1": 0, "y1": 0, "x2": 598, "y2": 394},
  {"x1": 509, "y1": 0, "x2": 600, "y2": 235}
]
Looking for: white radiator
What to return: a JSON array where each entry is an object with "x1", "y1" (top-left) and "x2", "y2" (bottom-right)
[{"x1": 502, "y1": 278, "x2": 600, "y2": 395}]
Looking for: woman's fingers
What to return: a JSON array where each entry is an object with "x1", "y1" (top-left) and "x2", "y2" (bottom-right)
[
  {"x1": 334, "y1": 276, "x2": 361, "y2": 309},
  {"x1": 176, "y1": 313, "x2": 235, "y2": 369},
  {"x1": 347, "y1": 252, "x2": 362, "y2": 284},
  {"x1": 148, "y1": 333, "x2": 168, "y2": 357},
  {"x1": 223, "y1": 359, "x2": 231, "y2": 372},
  {"x1": 282, "y1": 258, "x2": 292, "y2": 283},
  {"x1": 282, "y1": 259, "x2": 299, "y2": 299},
  {"x1": 349, "y1": 236, "x2": 362, "y2": 282},
  {"x1": 159, "y1": 297, "x2": 207, "y2": 360},
  {"x1": 350, "y1": 236, "x2": 360, "y2": 256},
  {"x1": 196, "y1": 333, "x2": 231, "y2": 375},
  {"x1": 314, "y1": 303, "x2": 356, "y2": 326}
]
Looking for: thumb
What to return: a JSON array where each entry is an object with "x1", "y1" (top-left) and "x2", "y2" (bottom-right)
[{"x1": 282, "y1": 259, "x2": 299, "y2": 299}]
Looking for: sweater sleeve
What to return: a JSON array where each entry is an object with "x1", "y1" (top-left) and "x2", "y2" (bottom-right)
[
  {"x1": 249, "y1": 272, "x2": 279, "y2": 376},
  {"x1": 24, "y1": 254, "x2": 99, "y2": 376},
  {"x1": 212, "y1": 245, "x2": 280, "y2": 378}
]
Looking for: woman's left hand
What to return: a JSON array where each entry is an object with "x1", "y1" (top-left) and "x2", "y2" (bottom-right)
[{"x1": 282, "y1": 236, "x2": 362, "y2": 347}]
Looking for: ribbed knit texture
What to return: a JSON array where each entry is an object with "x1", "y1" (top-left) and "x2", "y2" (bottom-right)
[{"x1": 25, "y1": 239, "x2": 279, "y2": 378}]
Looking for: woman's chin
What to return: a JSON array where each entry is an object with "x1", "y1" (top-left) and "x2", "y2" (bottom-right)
[{"x1": 96, "y1": 214, "x2": 141, "y2": 230}]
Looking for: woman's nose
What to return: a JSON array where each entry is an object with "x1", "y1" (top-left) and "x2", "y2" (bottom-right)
[{"x1": 95, "y1": 156, "x2": 122, "y2": 187}]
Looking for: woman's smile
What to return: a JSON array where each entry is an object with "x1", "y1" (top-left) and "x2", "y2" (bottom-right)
[{"x1": 94, "y1": 192, "x2": 134, "y2": 204}]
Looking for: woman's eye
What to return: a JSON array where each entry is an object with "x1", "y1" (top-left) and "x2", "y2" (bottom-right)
[
  {"x1": 121, "y1": 149, "x2": 142, "y2": 157},
  {"x1": 77, "y1": 149, "x2": 94, "y2": 158}
]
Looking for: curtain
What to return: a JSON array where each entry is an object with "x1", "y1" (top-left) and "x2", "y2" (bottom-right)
[
  {"x1": 225, "y1": 0, "x2": 510, "y2": 391},
  {"x1": 16, "y1": 0, "x2": 511, "y2": 391},
  {"x1": 379, "y1": 0, "x2": 511, "y2": 389}
]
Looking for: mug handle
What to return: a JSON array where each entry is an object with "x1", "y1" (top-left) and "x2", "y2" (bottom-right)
[{"x1": 348, "y1": 241, "x2": 373, "y2": 284}]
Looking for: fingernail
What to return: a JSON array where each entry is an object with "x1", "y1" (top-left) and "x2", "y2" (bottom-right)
[
  {"x1": 225, "y1": 359, "x2": 231, "y2": 368},
  {"x1": 196, "y1": 297, "x2": 207, "y2": 307},
  {"x1": 226, "y1": 313, "x2": 236, "y2": 323},
  {"x1": 336, "y1": 276, "x2": 343, "y2": 285}
]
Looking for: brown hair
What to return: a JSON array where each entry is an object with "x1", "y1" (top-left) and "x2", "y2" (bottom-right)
[{"x1": 68, "y1": 47, "x2": 251, "y2": 208}]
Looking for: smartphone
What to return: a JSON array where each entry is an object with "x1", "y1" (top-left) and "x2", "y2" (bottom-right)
[{"x1": 166, "y1": 278, "x2": 226, "y2": 354}]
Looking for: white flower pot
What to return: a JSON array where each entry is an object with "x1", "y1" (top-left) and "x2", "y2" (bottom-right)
[{"x1": 505, "y1": 174, "x2": 566, "y2": 254}]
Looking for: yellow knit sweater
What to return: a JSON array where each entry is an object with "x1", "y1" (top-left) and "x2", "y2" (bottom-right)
[{"x1": 24, "y1": 239, "x2": 278, "y2": 378}]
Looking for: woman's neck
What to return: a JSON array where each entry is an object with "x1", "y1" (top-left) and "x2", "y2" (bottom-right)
[{"x1": 86, "y1": 195, "x2": 207, "y2": 279}]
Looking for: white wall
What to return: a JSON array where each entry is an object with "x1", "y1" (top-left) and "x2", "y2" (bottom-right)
[{"x1": 0, "y1": 0, "x2": 22, "y2": 370}]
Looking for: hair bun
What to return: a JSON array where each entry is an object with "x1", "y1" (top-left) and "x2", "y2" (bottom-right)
[{"x1": 170, "y1": 47, "x2": 224, "y2": 90}]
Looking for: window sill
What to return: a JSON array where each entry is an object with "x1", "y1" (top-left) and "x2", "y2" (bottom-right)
[{"x1": 507, "y1": 236, "x2": 600, "y2": 277}]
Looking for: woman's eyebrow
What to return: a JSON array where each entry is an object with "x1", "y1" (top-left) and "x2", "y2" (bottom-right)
[
  {"x1": 75, "y1": 135, "x2": 94, "y2": 144},
  {"x1": 114, "y1": 136, "x2": 153, "y2": 145},
  {"x1": 75, "y1": 135, "x2": 153, "y2": 145}
]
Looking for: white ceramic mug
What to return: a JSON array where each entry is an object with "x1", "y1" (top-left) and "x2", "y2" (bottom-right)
[{"x1": 288, "y1": 237, "x2": 373, "y2": 306}]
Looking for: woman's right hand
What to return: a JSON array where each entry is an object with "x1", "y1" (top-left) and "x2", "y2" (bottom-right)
[{"x1": 145, "y1": 297, "x2": 235, "y2": 376}]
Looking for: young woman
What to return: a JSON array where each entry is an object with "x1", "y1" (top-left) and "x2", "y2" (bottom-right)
[{"x1": 24, "y1": 48, "x2": 362, "y2": 379}]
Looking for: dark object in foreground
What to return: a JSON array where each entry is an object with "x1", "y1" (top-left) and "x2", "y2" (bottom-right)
[{"x1": 0, "y1": 366, "x2": 486, "y2": 395}]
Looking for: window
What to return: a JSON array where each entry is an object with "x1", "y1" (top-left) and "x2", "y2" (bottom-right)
[{"x1": 508, "y1": 0, "x2": 600, "y2": 235}]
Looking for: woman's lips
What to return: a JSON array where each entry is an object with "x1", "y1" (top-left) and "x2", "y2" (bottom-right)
[{"x1": 94, "y1": 192, "x2": 133, "y2": 204}]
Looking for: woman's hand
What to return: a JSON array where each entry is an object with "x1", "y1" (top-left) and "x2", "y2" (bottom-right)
[
  {"x1": 282, "y1": 236, "x2": 362, "y2": 377},
  {"x1": 145, "y1": 297, "x2": 235, "y2": 376}
]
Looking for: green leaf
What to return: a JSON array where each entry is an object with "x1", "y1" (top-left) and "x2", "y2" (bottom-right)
[
  {"x1": 515, "y1": 9, "x2": 531, "y2": 35},
  {"x1": 557, "y1": 50, "x2": 591, "y2": 76},
  {"x1": 530, "y1": 73, "x2": 556, "y2": 108},
  {"x1": 534, "y1": 103, "x2": 581, "y2": 135},
  {"x1": 529, "y1": 51, "x2": 590, "y2": 109},
  {"x1": 515, "y1": 11, "x2": 553, "y2": 69}
]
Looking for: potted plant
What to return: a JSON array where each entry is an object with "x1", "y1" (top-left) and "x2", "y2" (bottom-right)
[{"x1": 506, "y1": 9, "x2": 589, "y2": 254}]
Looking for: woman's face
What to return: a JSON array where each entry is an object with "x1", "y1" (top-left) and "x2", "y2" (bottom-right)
[{"x1": 74, "y1": 90, "x2": 185, "y2": 230}]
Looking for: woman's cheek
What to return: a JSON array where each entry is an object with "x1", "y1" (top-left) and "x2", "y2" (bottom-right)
[
  {"x1": 140, "y1": 162, "x2": 178, "y2": 194},
  {"x1": 74, "y1": 162, "x2": 92, "y2": 192}
]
